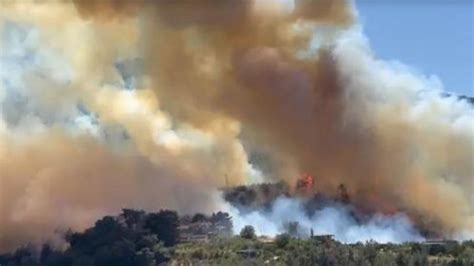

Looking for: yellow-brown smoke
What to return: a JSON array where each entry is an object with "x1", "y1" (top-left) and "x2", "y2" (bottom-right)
[{"x1": 0, "y1": 0, "x2": 472, "y2": 251}]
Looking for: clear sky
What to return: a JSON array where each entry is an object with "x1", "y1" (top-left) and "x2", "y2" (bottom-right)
[{"x1": 355, "y1": 0, "x2": 474, "y2": 96}]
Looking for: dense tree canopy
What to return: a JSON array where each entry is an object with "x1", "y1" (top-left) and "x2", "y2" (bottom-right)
[
  {"x1": 0, "y1": 209, "x2": 178, "y2": 266},
  {"x1": 1, "y1": 209, "x2": 473, "y2": 266},
  {"x1": 240, "y1": 225, "x2": 256, "y2": 240}
]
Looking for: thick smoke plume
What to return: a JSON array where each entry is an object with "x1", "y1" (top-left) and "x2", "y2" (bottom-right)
[
  {"x1": 228, "y1": 197, "x2": 424, "y2": 244},
  {"x1": 0, "y1": 0, "x2": 472, "y2": 251}
]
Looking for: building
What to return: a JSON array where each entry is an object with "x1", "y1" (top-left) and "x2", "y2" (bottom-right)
[{"x1": 178, "y1": 212, "x2": 233, "y2": 243}]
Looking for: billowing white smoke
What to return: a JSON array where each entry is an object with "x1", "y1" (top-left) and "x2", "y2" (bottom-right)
[
  {"x1": 227, "y1": 197, "x2": 424, "y2": 243},
  {"x1": 1, "y1": 0, "x2": 473, "y2": 252}
]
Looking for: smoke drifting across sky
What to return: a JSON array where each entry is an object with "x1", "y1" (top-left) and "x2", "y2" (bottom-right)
[{"x1": 0, "y1": 0, "x2": 473, "y2": 251}]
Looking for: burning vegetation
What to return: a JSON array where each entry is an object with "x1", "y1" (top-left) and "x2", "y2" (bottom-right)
[
  {"x1": 0, "y1": 0, "x2": 473, "y2": 254},
  {"x1": 223, "y1": 174, "x2": 448, "y2": 240}
]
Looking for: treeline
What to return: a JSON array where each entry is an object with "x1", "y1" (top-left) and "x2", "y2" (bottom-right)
[
  {"x1": 1, "y1": 208, "x2": 474, "y2": 266},
  {"x1": 175, "y1": 235, "x2": 474, "y2": 266},
  {"x1": 0, "y1": 209, "x2": 180, "y2": 266},
  {"x1": 222, "y1": 181, "x2": 290, "y2": 209}
]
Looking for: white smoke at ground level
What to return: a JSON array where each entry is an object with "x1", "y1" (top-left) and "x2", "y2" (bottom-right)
[{"x1": 226, "y1": 197, "x2": 425, "y2": 243}]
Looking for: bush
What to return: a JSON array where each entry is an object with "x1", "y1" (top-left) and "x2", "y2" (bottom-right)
[
  {"x1": 240, "y1": 225, "x2": 256, "y2": 239},
  {"x1": 275, "y1": 233, "x2": 291, "y2": 248}
]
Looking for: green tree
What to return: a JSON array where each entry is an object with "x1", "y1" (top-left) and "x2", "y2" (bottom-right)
[
  {"x1": 94, "y1": 239, "x2": 136, "y2": 266},
  {"x1": 121, "y1": 209, "x2": 146, "y2": 229},
  {"x1": 240, "y1": 225, "x2": 256, "y2": 239},
  {"x1": 275, "y1": 233, "x2": 291, "y2": 248},
  {"x1": 68, "y1": 216, "x2": 137, "y2": 255},
  {"x1": 191, "y1": 213, "x2": 208, "y2": 223},
  {"x1": 145, "y1": 210, "x2": 179, "y2": 247}
]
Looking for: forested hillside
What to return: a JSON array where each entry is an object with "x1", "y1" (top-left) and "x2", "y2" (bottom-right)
[{"x1": 1, "y1": 209, "x2": 473, "y2": 266}]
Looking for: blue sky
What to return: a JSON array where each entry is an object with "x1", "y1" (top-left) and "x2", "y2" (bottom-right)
[{"x1": 355, "y1": 0, "x2": 474, "y2": 96}]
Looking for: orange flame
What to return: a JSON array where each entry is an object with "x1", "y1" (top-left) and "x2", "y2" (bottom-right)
[{"x1": 295, "y1": 173, "x2": 315, "y2": 192}]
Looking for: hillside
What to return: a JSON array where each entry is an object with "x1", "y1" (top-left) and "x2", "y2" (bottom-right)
[{"x1": 1, "y1": 209, "x2": 473, "y2": 266}]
